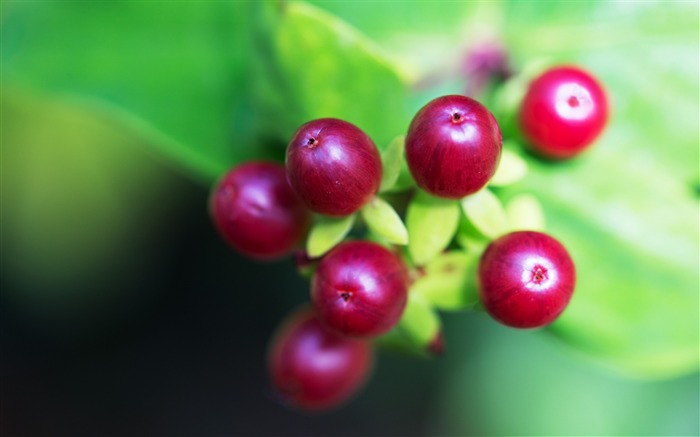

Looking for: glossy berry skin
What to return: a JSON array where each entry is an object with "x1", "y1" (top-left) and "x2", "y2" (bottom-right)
[
  {"x1": 267, "y1": 307, "x2": 373, "y2": 411},
  {"x1": 312, "y1": 241, "x2": 408, "y2": 337},
  {"x1": 519, "y1": 66, "x2": 609, "y2": 159},
  {"x1": 210, "y1": 162, "x2": 310, "y2": 260},
  {"x1": 286, "y1": 118, "x2": 382, "y2": 217},
  {"x1": 478, "y1": 231, "x2": 576, "y2": 329},
  {"x1": 405, "y1": 95, "x2": 502, "y2": 199}
]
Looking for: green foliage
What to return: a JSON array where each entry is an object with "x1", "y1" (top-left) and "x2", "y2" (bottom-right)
[
  {"x1": 397, "y1": 294, "x2": 442, "y2": 351},
  {"x1": 306, "y1": 214, "x2": 356, "y2": 258},
  {"x1": 406, "y1": 191, "x2": 460, "y2": 266},
  {"x1": 461, "y1": 188, "x2": 509, "y2": 240},
  {"x1": 1, "y1": 2, "x2": 258, "y2": 182},
  {"x1": 411, "y1": 251, "x2": 479, "y2": 311},
  {"x1": 1, "y1": 1, "x2": 412, "y2": 182},
  {"x1": 505, "y1": 193, "x2": 546, "y2": 232},
  {"x1": 361, "y1": 197, "x2": 408, "y2": 245},
  {"x1": 378, "y1": 293, "x2": 442, "y2": 357},
  {"x1": 323, "y1": 0, "x2": 700, "y2": 379},
  {"x1": 489, "y1": 147, "x2": 529, "y2": 187},
  {"x1": 379, "y1": 136, "x2": 406, "y2": 192},
  {"x1": 253, "y1": 2, "x2": 411, "y2": 151},
  {"x1": 1, "y1": 88, "x2": 179, "y2": 314},
  {"x1": 502, "y1": 3, "x2": 699, "y2": 378}
]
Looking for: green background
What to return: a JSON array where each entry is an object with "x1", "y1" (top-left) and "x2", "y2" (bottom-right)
[{"x1": 1, "y1": 1, "x2": 698, "y2": 435}]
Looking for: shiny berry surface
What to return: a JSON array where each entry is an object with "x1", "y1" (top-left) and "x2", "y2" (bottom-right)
[
  {"x1": 267, "y1": 307, "x2": 373, "y2": 411},
  {"x1": 405, "y1": 95, "x2": 502, "y2": 199},
  {"x1": 210, "y1": 162, "x2": 310, "y2": 260},
  {"x1": 519, "y1": 65, "x2": 609, "y2": 159},
  {"x1": 478, "y1": 231, "x2": 576, "y2": 329},
  {"x1": 286, "y1": 118, "x2": 382, "y2": 216},
  {"x1": 311, "y1": 241, "x2": 408, "y2": 337}
]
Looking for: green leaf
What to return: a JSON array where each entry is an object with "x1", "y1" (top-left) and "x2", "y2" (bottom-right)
[
  {"x1": 461, "y1": 188, "x2": 509, "y2": 240},
  {"x1": 398, "y1": 294, "x2": 441, "y2": 350},
  {"x1": 342, "y1": 0, "x2": 698, "y2": 380},
  {"x1": 1, "y1": 2, "x2": 260, "y2": 182},
  {"x1": 411, "y1": 251, "x2": 480, "y2": 311},
  {"x1": 385, "y1": 159, "x2": 417, "y2": 193},
  {"x1": 377, "y1": 294, "x2": 442, "y2": 357},
  {"x1": 307, "y1": 1, "x2": 500, "y2": 83},
  {"x1": 306, "y1": 214, "x2": 356, "y2": 258},
  {"x1": 361, "y1": 197, "x2": 408, "y2": 245},
  {"x1": 379, "y1": 136, "x2": 406, "y2": 192},
  {"x1": 1, "y1": 1, "x2": 413, "y2": 182},
  {"x1": 489, "y1": 147, "x2": 529, "y2": 187},
  {"x1": 253, "y1": 1, "x2": 412, "y2": 151},
  {"x1": 518, "y1": 153, "x2": 699, "y2": 378},
  {"x1": 495, "y1": 3, "x2": 699, "y2": 379},
  {"x1": 406, "y1": 191, "x2": 460, "y2": 265},
  {"x1": 505, "y1": 193, "x2": 546, "y2": 232},
  {"x1": 1, "y1": 88, "x2": 180, "y2": 314}
]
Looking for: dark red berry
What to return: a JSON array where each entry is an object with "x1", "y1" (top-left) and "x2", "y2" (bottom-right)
[
  {"x1": 286, "y1": 118, "x2": 382, "y2": 216},
  {"x1": 311, "y1": 241, "x2": 408, "y2": 337},
  {"x1": 267, "y1": 306, "x2": 373, "y2": 411},
  {"x1": 209, "y1": 162, "x2": 310, "y2": 260},
  {"x1": 462, "y1": 41, "x2": 511, "y2": 97},
  {"x1": 478, "y1": 231, "x2": 576, "y2": 329},
  {"x1": 519, "y1": 65, "x2": 609, "y2": 159},
  {"x1": 405, "y1": 95, "x2": 502, "y2": 199}
]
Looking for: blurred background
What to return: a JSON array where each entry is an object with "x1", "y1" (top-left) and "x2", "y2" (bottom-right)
[{"x1": 1, "y1": 1, "x2": 698, "y2": 436}]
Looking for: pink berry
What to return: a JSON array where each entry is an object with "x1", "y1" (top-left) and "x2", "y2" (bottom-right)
[
  {"x1": 405, "y1": 95, "x2": 502, "y2": 199},
  {"x1": 312, "y1": 241, "x2": 408, "y2": 337},
  {"x1": 286, "y1": 118, "x2": 382, "y2": 216},
  {"x1": 519, "y1": 65, "x2": 609, "y2": 159},
  {"x1": 209, "y1": 162, "x2": 310, "y2": 260},
  {"x1": 267, "y1": 307, "x2": 373, "y2": 411},
  {"x1": 478, "y1": 231, "x2": 576, "y2": 328}
]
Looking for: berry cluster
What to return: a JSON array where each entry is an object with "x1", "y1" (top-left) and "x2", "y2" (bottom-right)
[{"x1": 209, "y1": 64, "x2": 607, "y2": 411}]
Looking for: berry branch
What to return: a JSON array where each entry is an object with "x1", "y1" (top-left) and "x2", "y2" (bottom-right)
[{"x1": 209, "y1": 64, "x2": 608, "y2": 411}]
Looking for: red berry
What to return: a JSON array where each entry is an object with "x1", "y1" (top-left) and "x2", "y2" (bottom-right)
[
  {"x1": 312, "y1": 241, "x2": 408, "y2": 337},
  {"x1": 405, "y1": 95, "x2": 502, "y2": 199},
  {"x1": 462, "y1": 41, "x2": 511, "y2": 96},
  {"x1": 519, "y1": 65, "x2": 609, "y2": 159},
  {"x1": 209, "y1": 162, "x2": 310, "y2": 260},
  {"x1": 286, "y1": 118, "x2": 382, "y2": 216},
  {"x1": 478, "y1": 231, "x2": 576, "y2": 329},
  {"x1": 267, "y1": 307, "x2": 373, "y2": 411}
]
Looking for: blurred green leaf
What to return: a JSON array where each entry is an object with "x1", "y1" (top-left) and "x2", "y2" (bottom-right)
[
  {"x1": 398, "y1": 294, "x2": 441, "y2": 351},
  {"x1": 253, "y1": 1, "x2": 412, "y2": 151},
  {"x1": 1, "y1": 1, "x2": 413, "y2": 182},
  {"x1": 379, "y1": 136, "x2": 406, "y2": 192},
  {"x1": 385, "y1": 160, "x2": 417, "y2": 193},
  {"x1": 377, "y1": 293, "x2": 441, "y2": 357},
  {"x1": 505, "y1": 193, "x2": 546, "y2": 232},
  {"x1": 461, "y1": 188, "x2": 509, "y2": 240},
  {"x1": 489, "y1": 147, "x2": 528, "y2": 187},
  {"x1": 321, "y1": 0, "x2": 699, "y2": 379},
  {"x1": 361, "y1": 197, "x2": 408, "y2": 246},
  {"x1": 1, "y1": 2, "x2": 261, "y2": 182},
  {"x1": 306, "y1": 214, "x2": 356, "y2": 258},
  {"x1": 406, "y1": 191, "x2": 460, "y2": 265},
  {"x1": 498, "y1": 2, "x2": 700, "y2": 379},
  {"x1": 1, "y1": 87, "x2": 180, "y2": 315},
  {"x1": 307, "y1": 1, "x2": 499, "y2": 86},
  {"x1": 521, "y1": 152, "x2": 699, "y2": 378},
  {"x1": 411, "y1": 251, "x2": 479, "y2": 311}
]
